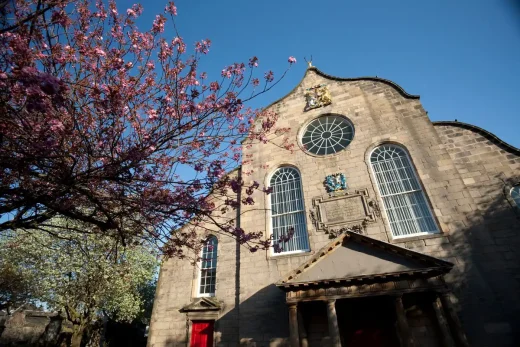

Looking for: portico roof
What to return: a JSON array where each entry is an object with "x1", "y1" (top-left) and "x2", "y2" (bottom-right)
[{"x1": 277, "y1": 231, "x2": 453, "y2": 289}]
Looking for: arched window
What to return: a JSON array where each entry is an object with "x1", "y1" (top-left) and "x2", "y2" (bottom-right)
[
  {"x1": 198, "y1": 236, "x2": 217, "y2": 296},
  {"x1": 270, "y1": 167, "x2": 309, "y2": 253},
  {"x1": 511, "y1": 186, "x2": 520, "y2": 207},
  {"x1": 370, "y1": 145, "x2": 439, "y2": 238}
]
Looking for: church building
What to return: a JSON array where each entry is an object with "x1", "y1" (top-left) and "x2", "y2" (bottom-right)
[{"x1": 147, "y1": 65, "x2": 520, "y2": 347}]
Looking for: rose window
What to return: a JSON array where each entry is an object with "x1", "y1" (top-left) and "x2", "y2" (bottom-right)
[{"x1": 301, "y1": 115, "x2": 354, "y2": 155}]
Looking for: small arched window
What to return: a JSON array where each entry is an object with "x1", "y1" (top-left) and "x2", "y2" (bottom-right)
[
  {"x1": 270, "y1": 167, "x2": 309, "y2": 253},
  {"x1": 511, "y1": 186, "x2": 520, "y2": 207},
  {"x1": 198, "y1": 236, "x2": 217, "y2": 297},
  {"x1": 370, "y1": 144, "x2": 439, "y2": 238}
]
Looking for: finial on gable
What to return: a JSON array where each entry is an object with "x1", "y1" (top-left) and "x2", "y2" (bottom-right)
[{"x1": 304, "y1": 55, "x2": 313, "y2": 68}]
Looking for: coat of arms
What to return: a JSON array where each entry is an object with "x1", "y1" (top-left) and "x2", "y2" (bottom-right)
[
  {"x1": 304, "y1": 84, "x2": 332, "y2": 111},
  {"x1": 325, "y1": 173, "x2": 347, "y2": 193}
]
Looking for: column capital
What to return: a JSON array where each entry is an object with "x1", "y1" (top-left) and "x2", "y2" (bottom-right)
[
  {"x1": 288, "y1": 302, "x2": 298, "y2": 309},
  {"x1": 326, "y1": 299, "x2": 336, "y2": 306}
]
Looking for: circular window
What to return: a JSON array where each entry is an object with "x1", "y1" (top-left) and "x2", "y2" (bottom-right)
[{"x1": 301, "y1": 115, "x2": 354, "y2": 155}]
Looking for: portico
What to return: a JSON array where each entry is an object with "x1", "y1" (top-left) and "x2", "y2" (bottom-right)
[{"x1": 277, "y1": 231, "x2": 470, "y2": 347}]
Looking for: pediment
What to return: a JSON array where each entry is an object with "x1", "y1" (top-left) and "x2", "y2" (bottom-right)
[
  {"x1": 278, "y1": 231, "x2": 453, "y2": 288},
  {"x1": 179, "y1": 297, "x2": 221, "y2": 313}
]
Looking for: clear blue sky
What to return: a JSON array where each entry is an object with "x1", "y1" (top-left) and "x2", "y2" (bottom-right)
[{"x1": 131, "y1": 0, "x2": 520, "y2": 147}]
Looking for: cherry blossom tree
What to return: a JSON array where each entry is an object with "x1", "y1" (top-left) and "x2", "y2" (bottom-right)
[{"x1": 0, "y1": 0, "x2": 296, "y2": 256}]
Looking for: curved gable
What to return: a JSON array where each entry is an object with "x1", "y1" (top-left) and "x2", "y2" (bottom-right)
[
  {"x1": 263, "y1": 66, "x2": 420, "y2": 111},
  {"x1": 433, "y1": 121, "x2": 519, "y2": 156}
]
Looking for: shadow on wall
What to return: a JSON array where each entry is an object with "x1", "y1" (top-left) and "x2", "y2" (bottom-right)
[
  {"x1": 448, "y1": 172, "x2": 520, "y2": 347},
  {"x1": 161, "y1": 171, "x2": 520, "y2": 347},
  {"x1": 218, "y1": 284, "x2": 290, "y2": 347},
  {"x1": 219, "y1": 173, "x2": 520, "y2": 347}
]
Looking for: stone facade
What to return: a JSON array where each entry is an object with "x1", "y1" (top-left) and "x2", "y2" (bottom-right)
[{"x1": 147, "y1": 67, "x2": 520, "y2": 347}]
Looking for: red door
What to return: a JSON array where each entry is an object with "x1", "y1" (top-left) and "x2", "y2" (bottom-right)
[{"x1": 190, "y1": 321, "x2": 214, "y2": 347}]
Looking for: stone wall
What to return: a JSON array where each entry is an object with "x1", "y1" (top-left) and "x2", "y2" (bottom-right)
[
  {"x1": 147, "y1": 171, "x2": 241, "y2": 347},
  {"x1": 148, "y1": 67, "x2": 520, "y2": 347},
  {"x1": 237, "y1": 68, "x2": 468, "y2": 346},
  {"x1": 434, "y1": 122, "x2": 520, "y2": 346},
  {"x1": 0, "y1": 310, "x2": 64, "y2": 346}
]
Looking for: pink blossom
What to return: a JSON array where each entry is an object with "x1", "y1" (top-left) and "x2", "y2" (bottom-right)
[
  {"x1": 0, "y1": 0, "x2": 289, "y2": 258},
  {"x1": 248, "y1": 56, "x2": 259, "y2": 68},
  {"x1": 49, "y1": 119, "x2": 65, "y2": 132},
  {"x1": 195, "y1": 39, "x2": 211, "y2": 54},
  {"x1": 165, "y1": 1, "x2": 178, "y2": 15},
  {"x1": 94, "y1": 48, "x2": 106, "y2": 57},
  {"x1": 264, "y1": 70, "x2": 274, "y2": 82},
  {"x1": 51, "y1": 10, "x2": 72, "y2": 27},
  {"x1": 221, "y1": 68, "x2": 232, "y2": 78},
  {"x1": 147, "y1": 109, "x2": 159, "y2": 121},
  {"x1": 152, "y1": 15, "x2": 166, "y2": 34},
  {"x1": 288, "y1": 56, "x2": 297, "y2": 64}
]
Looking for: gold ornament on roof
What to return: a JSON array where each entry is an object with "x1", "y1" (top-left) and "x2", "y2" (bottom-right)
[{"x1": 304, "y1": 84, "x2": 332, "y2": 111}]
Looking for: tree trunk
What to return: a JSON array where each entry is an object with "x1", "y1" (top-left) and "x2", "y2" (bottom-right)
[{"x1": 70, "y1": 324, "x2": 85, "y2": 347}]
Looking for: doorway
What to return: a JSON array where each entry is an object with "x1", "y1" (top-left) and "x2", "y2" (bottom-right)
[
  {"x1": 336, "y1": 296, "x2": 400, "y2": 347},
  {"x1": 190, "y1": 320, "x2": 214, "y2": 347}
]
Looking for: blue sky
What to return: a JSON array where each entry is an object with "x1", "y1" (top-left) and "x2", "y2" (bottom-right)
[{"x1": 132, "y1": 0, "x2": 519, "y2": 147}]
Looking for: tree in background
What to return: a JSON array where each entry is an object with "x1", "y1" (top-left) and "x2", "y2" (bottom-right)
[
  {"x1": 0, "y1": 218, "x2": 158, "y2": 347},
  {"x1": 0, "y1": 259, "x2": 41, "y2": 314},
  {"x1": 0, "y1": 0, "x2": 296, "y2": 257}
]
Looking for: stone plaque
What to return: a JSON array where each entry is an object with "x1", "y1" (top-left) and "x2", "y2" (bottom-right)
[{"x1": 312, "y1": 189, "x2": 375, "y2": 230}]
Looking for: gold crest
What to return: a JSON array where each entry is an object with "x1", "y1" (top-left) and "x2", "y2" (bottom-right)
[{"x1": 304, "y1": 84, "x2": 332, "y2": 111}]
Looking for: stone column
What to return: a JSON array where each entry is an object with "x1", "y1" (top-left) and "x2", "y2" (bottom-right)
[
  {"x1": 394, "y1": 295, "x2": 415, "y2": 347},
  {"x1": 297, "y1": 310, "x2": 309, "y2": 347},
  {"x1": 326, "y1": 299, "x2": 341, "y2": 347},
  {"x1": 288, "y1": 303, "x2": 300, "y2": 347},
  {"x1": 432, "y1": 296, "x2": 456, "y2": 347},
  {"x1": 440, "y1": 293, "x2": 470, "y2": 347}
]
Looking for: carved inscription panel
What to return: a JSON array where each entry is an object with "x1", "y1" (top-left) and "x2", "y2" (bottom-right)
[
  {"x1": 321, "y1": 196, "x2": 365, "y2": 224},
  {"x1": 313, "y1": 189, "x2": 375, "y2": 230}
]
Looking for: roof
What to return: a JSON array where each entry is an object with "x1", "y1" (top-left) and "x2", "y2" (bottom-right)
[
  {"x1": 277, "y1": 230, "x2": 453, "y2": 289},
  {"x1": 433, "y1": 121, "x2": 520, "y2": 156}
]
